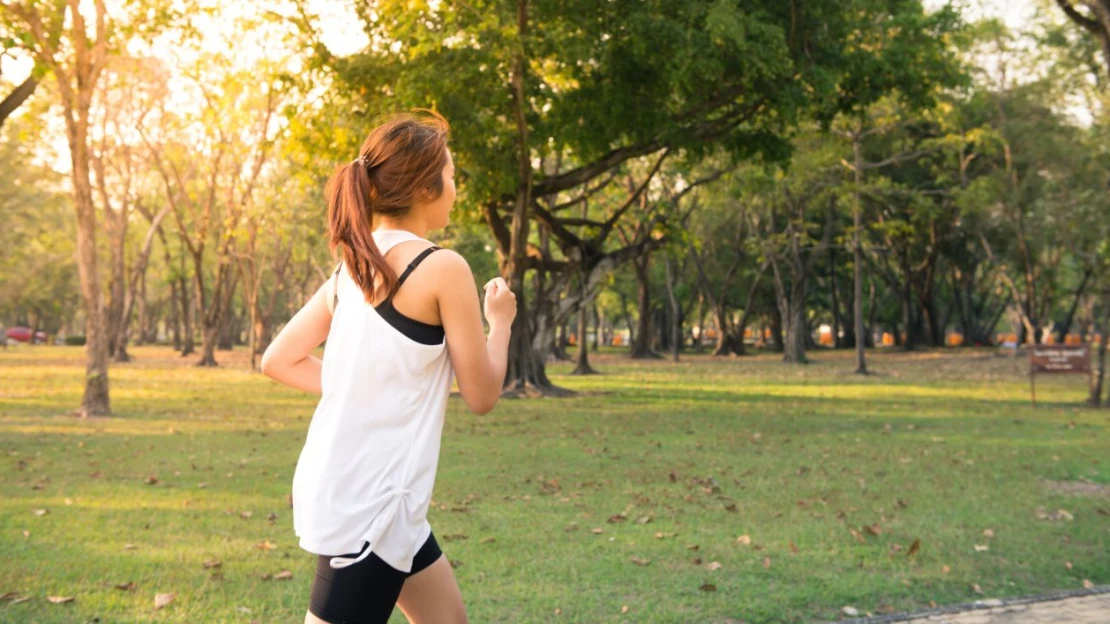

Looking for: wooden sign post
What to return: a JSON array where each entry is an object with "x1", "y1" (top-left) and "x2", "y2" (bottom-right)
[{"x1": 1028, "y1": 344, "x2": 1092, "y2": 406}]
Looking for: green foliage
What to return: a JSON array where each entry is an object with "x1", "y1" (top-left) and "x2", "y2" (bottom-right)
[{"x1": 0, "y1": 118, "x2": 79, "y2": 331}]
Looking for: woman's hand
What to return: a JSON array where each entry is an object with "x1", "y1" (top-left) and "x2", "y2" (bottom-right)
[{"x1": 482, "y1": 277, "x2": 517, "y2": 330}]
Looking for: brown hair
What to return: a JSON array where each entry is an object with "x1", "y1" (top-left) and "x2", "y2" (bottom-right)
[{"x1": 326, "y1": 110, "x2": 450, "y2": 304}]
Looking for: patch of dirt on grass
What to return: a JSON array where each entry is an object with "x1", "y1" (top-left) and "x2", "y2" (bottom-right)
[{"x1": 1042, "y1": 479, "x2": 1110, "y2": 497}]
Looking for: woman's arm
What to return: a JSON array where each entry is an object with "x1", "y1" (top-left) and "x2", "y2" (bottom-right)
[
  {"x1": 260, "y1": 281, "x2": 333, "y2": 394},
  {"x1": 436, "y1": 250, "x2": 515, "y2": 415}
]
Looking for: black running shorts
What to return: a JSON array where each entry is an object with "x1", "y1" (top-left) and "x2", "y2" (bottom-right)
[{"x1": 308, "y1": 531, "x2": 444, "y2": 623}]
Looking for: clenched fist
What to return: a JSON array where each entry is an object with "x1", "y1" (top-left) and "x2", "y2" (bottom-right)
[{"x1": 483, "y1": 277, "x2": 517, "y2": 329}]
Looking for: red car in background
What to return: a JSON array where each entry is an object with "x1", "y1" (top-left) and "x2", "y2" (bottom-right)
[{"x1": 5, "y1": 327, "x2": 47, "y2": 344}]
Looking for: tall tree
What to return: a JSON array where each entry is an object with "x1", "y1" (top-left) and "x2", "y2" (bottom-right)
[
  {"x1": 298, "y1": 0, "x2": 960, "y2": 395},
  {"x1": 5, "y1": 0, "x2": 115, "y2": 414}
]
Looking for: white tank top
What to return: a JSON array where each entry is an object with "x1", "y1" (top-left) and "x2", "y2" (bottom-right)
[{"x1": 292, "y1": 229, "x2": 454, "y2": 572}]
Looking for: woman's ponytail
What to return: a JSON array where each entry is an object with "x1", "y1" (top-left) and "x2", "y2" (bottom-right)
[
  {"x1": 325, "y1": 159, "x2": 398, "y2": 305},
  {"x1": 324, "y1": 111, "x2": 450, "y2": 305}
]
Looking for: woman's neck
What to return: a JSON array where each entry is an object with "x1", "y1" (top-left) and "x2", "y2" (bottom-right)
[{"x1": 373, "y1": 218, "x2": 427, "y2": 239}]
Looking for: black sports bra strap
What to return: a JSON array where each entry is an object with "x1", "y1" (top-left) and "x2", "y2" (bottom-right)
[
  {"x1": 333, "y1": 245, "x2": 441, "y2": 310},
  {"x1": 395, "y1": 245, "x2": 441, "y2": 289},
  {"x1": 331, "y1": 262, "x2": 342, "y2": 311}
]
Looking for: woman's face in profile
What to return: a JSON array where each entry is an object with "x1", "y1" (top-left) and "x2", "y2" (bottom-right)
[{"x1": 428, "y1": 148, "x2": 456, "y2": 228}]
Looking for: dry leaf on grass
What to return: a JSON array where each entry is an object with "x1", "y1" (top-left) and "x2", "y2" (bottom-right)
[
  {"x1": 736, "y1": 534, "x2": 751, "y2": 545},
  {"x1": 113, "y1": 581, "x2": 136, "y2": 591},
  {"x1": 705, "y1": 561, "x2": 722, "y2": 571},
  {"x1": 202, "y1": 560, "x2": 221, "y2": 569},
  {"x1": 32, "y1": 509, "x2": 48, "y2": 516},
  {"x1": 1083, "y1": 579, "x2": 1094, "y2": 589},
  {"x1": 982, "y1": 528, "x2": 994, "y2": 538},
  {"x1": 144, "y1": 475, "x2": 159, "y2": 485},
  {"x1": 974, "y1": 544, "x2": 989, "y2": 552},
  {"x1": 699, "y1": 583, "x2": 717, "y2": 592},
  {"x1": 47, "y1": 596, "x2": 75, "y2": 604},
  {"x1": 255, "y1": 539, "x2": 275, "y2": 550},
  {"x1": 1034, "y1": 507, "x2": 1073, "y2": 521},
  {"x1": 763, "y1": 557, "x2": 771, "y2": 569},
  {"x1": 630, "y1": 557, "x2": 651, "y2": 566},
  {"x1": 273, "y1": 570, "x2": 293, "y2": 581},
  {"x1": 154, "y1": 592, "x2": 175, "y2": 609},
  {"x1": 907, "y1": 539, "x2": 921, "y2": 558}
]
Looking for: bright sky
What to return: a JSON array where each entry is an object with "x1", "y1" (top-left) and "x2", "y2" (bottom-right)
[{"x1": 943, "y1": 0, "x2": 1038, "y2": 27}]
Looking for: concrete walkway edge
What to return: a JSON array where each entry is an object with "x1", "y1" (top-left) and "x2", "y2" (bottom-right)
[{"x1": 822, "y1": 585, "x2": 1110, "y2": 623}]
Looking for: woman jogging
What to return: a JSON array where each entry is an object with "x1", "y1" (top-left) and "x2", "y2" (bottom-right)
[{"x1": 261, "y1": 111, "x2": 515, "y2": 624}]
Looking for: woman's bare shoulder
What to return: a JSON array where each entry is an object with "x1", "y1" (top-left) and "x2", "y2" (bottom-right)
[{"x1": 426, "y1": 247, "x2": 473, "y2": 281}]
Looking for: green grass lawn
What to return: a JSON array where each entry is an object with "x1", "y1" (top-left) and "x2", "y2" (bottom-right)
[{"x1": 1, "y1": 345, "x2": 1106, "y2": 623}]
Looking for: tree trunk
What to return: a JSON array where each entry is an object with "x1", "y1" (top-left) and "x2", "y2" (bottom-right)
[
  {"x1": 852, "y1": 133, "x2": 868, "y2": 374},
  {"x1": 495, "y1": 0, "x2": 571, "y2": 397},
  {"x1": 782, "y1": 279, "x2": 808, "y2": 364},
  {"x1": 1060, "y1": 267, "x2": 1092, "y2": 340},
  {"x1": 106, "y1": 209, "x2": 128, "y2": 359},
  {"x1": 630, "y1": 254, "x2": 659, "y2": 359},
  {"x1": 66, "y1": 89, "x2": 110, "y2": 416},
  {"x1": 712, "y1": 304, "x2": 731, "y2": 356},
  {"x1": 664, "y1": 256, "x2": 681, "y2": 362},
  {"x1": 178, "y1": 273, "x2": 194, "y2": 355},
  {"x1": 135, "y1": 269, "x2": 149, "y2": 346},
  {"x1": 901, "y1": 253, "x2": 915, "y2": 352},
  {"x1": 830, "y1": 248, "x2": 842, "y2": 348},
  {"x1": 770, "y1": 305, "x2": 785, "y2": 352},
  {"x1": 571, "y1": 297, "x2": 599, "y2": 375},
  {"x1": 732, "y1": 268, "x2": 765, "y2": 357},
  {"x1": 553, "y1": 321, "x2": 571, "y2": 360},
  {"x1": 194, "y1": 252, "x2": 218, "y2": 366},
  {"x1": 1091, "y1": 293, "x2": 1108, "y2": 407},
  {"x1": 866, "y1": 275, "x2": 877, "y2": 348},
  {"x1": 593, "y1": 303, "x2": 602, "y2": 352},
  {"x1": 113, "y1": 207, "x2": 168, "y2": 362},
  {"x1": 217, "y1": 276, "x2": 238, "y2": 351},
  {"x1": 168, "y1": 280, "x2": 181, "y2": 350}
]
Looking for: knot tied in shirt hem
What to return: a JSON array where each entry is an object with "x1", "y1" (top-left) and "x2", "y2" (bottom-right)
[{"x1": 327, "y1": 487, "x2": 413, "y2": 570}]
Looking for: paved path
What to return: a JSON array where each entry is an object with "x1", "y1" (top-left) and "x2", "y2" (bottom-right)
[{"x1": 841, "y1": 586, "x2": 1110, "y2": 624}]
